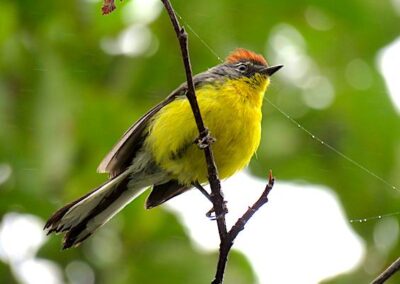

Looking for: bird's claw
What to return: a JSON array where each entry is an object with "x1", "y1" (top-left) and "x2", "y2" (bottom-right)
[
  {"x1": 195, "y1": 128, "x2": 216, "y2": 149},
  {"x1": 206, "y1": 201, "x2": 228, "y2": 220}
]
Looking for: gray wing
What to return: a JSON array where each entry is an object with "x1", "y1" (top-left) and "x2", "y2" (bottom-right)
[
  {"x1": 97, "y1": 85, "x2": 186, "y2": 177},
  {"x1": 97, "y1": 70, "x2": 223, "y2": 177}
]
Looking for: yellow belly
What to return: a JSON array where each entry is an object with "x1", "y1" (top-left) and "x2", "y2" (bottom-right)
[{"x1": 145, "y1": 79, "x2": 267, "y2": 185}]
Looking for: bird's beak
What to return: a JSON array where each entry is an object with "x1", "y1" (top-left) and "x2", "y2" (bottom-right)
[{"x1": 260, "y1": 65, "x2": 283, "y2": 76}]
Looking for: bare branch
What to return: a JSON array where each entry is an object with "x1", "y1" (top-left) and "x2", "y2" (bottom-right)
[
  {"x1": 160, "y1": 0, "x2": 227, "y2": 239},
  {"x1": 212, "y1": 171, "x2": 275, "y2": 284}
]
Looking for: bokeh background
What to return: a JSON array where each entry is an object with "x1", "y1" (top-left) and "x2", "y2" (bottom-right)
[{"x1": 1, "y1": 0, "x2": 400, "y2": 283}]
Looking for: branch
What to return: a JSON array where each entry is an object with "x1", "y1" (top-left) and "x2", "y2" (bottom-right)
[
  {"x1": 160, "y1": 0, "x2": 227, "y2": 239},
  {"x1": 212, "y1": 171, "x2": 275, "y2": 284},
  {"x1": 372, "y1": 256, "x2": 400, "y2": 284}
]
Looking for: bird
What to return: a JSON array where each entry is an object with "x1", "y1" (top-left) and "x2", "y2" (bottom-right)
[{"x1": 44, "y1": 48, "x2": 282, "y2": 249}]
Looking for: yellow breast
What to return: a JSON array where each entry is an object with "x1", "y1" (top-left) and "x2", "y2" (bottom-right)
[{"x1": 145, "y1": 76, "x2": 269, "y2": 185}]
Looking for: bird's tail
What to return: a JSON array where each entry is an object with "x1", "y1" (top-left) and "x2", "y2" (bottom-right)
[{"x1": 44, "y1": 171, "x2": 146, "y2": 249}]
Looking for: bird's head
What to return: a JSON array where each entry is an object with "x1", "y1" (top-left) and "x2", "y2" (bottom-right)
[
  {"x1": 210, "y1": 48, "x2": 283, "y2": 95},
  {"x1": 225, "y1": 48, "x2": 282, "y2": 78}
]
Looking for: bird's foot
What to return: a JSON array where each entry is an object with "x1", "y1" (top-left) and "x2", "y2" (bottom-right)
[
  {"x1": 206, "y1": 201, "x2": 228, "y2": 220},
  {"x1": 195, "y1": 128, "x2": 216, "y2": 149}
]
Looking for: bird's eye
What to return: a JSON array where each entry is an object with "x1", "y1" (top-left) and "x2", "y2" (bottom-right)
[{"x1": 237, "y1": 64, "x2": 248, "y2": 72}]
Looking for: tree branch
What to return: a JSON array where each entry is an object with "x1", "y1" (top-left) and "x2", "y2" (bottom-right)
[
  {"x1": 212, "y1": 171, "x2": 275, "y2": 284},
  {"x1": 160, "y1": 0, "x2": 227, "y2": 240},
  {"x1": 372, "y1": 256, "x2": 400, "y2": 284}
]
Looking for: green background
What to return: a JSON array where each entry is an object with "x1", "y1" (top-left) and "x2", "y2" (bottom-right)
[{"x1": 1, "y1": 0, "x2": 399, "y2": 283}]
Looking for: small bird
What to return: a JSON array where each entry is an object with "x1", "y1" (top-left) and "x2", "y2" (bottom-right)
[{"x1": 44, "y1": 48, "x2": 282, "y2": 249}]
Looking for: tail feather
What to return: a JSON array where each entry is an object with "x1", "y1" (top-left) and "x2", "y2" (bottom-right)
[
  {"x1": 44, "y1": 181, "x2": 109, "y2": 235},
  {"x1": 45, "y1": 171, "x2": 146, "y2": 249}
]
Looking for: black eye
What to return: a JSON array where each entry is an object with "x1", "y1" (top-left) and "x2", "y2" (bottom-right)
[{"x1": 237, "y1": 64, "x2": 248, "y2": 72}]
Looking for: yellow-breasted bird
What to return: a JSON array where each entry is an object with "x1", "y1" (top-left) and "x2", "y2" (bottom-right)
[{"x1": 44, "y1": 48, "x2": 282, "y2": 249}]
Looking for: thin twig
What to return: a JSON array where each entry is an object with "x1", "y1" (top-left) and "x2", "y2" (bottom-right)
[
  {"x1": 160, "y1": 0, "x2": 227, "y2": 240},
  {"x1": 372, "y1": 256, "x2": 400, "y2": 284},
  {"x1": 212, "y1": 171, "x2": 275, "y2": 284},
  {"x1": 230, "y1": 171, "x2": 275, "y2": 241}
]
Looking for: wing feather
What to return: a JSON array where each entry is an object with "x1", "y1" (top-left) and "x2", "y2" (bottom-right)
[
  {"x1": 97, "y1": 70, "x2": 223, "y2": 177},
  {"x1": 97, "y1": 85, "x2": 186, "y2": 176}
]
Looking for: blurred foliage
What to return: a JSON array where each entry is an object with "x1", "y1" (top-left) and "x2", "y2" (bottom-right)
[{"x1": 0, "y1": 0, "x2": 400, "y2": 283}]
